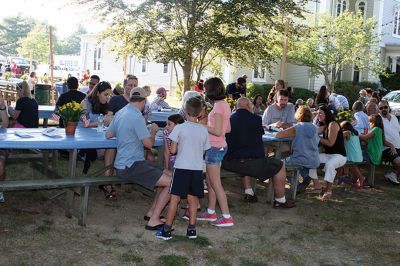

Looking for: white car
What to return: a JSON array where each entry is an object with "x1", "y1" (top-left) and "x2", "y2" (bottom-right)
[
  {"x1": 382, "y1": 90, "x2": 400, "y2": 116},
  {"x1": 35, "y1": 64, "x2": 70, "y2": 79}
]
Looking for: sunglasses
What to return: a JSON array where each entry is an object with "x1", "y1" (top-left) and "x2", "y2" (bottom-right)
[{"x1": 379, "y1": 106, "x2": 388, "y2": 110}]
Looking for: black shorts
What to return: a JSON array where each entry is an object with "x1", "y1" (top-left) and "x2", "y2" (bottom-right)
[
  {"x1": 222, "y1": 157, "x2": 283, "y2": 182},
  {"x1": 382, "y1": 148, "x2": 400, "y2": 163},
  {"x1": 169, "y1": 168, "x2": 204, "y2": 198}
]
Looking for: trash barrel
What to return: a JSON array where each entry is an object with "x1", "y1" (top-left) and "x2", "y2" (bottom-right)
[{"x1": 34, "y1": 84, "x2": 51, "y2": 105}]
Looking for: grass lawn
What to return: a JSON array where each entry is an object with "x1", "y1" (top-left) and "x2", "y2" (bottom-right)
[{"x1": 1, "y1": 155, "x2": 400, "y2": 265}]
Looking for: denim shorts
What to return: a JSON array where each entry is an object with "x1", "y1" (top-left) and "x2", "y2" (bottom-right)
[{"x1": 205, "y1": 146, "x2": 227, "y2": 165}]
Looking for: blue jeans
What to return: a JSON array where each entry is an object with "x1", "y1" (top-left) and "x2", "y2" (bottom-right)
[{"x1": 205, "y1": 146, "x2": 227, "y2": 165}]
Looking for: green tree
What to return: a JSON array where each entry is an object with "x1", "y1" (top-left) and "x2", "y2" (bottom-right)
[
  {"x1": 0, "y1": 14, "x2": 36, "y2": 55},
  {"x1": 17, "y1": 23, "x2": 58, "y2": 63},
  {"x1": 288, "y1": 12, "x2": 381, "y2": 92},
  {"x1": 58, "y1": 24, "x2": 87, "y2": 55},
  {"x1": 76, "y1": 0, "x2": 304, "y2": 92}
]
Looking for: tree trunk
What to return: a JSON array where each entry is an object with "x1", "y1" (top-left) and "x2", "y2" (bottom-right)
[{"x1": 182, "y1": 58, "x2": 192, "y2": 93}]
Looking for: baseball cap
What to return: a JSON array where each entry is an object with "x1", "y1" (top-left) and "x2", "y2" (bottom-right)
[
  {"x1": 130, "y1": 87, "x2": 147, "y2": 99},
  {"x1": 156, "y1": 87, "x2": 167, "y2": 95}
]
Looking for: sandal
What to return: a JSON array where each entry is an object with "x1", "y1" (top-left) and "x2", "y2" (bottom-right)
[
  {"x1": 320, "y1": 191, "x2": 332, "y2": 201},
  {"x1": 99, "y1": 185, "x2": 117, "y2": 200}
]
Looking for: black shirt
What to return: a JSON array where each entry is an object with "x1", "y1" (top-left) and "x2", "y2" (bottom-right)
[
  {"x1": 225, "y1": 109, "x2": 265, "y2": 160},
  {"x1": 56, "y1": 90, "x2": 86, "y2": 127},
  {"x1": 15, "y1": 97, "x2": 39, "y2": 128},
  {"x1": 226, "y1": 83, "x2": 245, "y2": 100},
  {"x1": 109, "y1": 95, "x2": 129, "y2": 114}
]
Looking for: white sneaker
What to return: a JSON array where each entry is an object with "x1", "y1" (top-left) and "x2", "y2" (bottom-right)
[{"x1": 385, "y1": 172, "x2": 400, "y2": 184}]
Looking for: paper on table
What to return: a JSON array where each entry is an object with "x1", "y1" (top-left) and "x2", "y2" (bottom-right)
[
  {"x1": 15, "y1": 132, "x2": 34, "y2": 138},
  {"x1": 42, "y1": 128, "x2": 62, "y2": 138}
]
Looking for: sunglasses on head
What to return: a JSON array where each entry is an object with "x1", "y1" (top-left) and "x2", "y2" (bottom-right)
[{"x1": 379, "y1": 106, "x2": 388, "y2": 110}]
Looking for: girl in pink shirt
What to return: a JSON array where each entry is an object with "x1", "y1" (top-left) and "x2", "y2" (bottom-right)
[{"x1": 197, "y1": 77, "x2": 233, "y2": 227}]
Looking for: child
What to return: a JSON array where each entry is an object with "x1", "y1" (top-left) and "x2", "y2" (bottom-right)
[
  {"x1": 156, "y1": 97, "x2": 210, "y2": 240},
  {"x1": 163, "y1": 114, "x2": 184, "y2": 170},
  {"x1": 340, "y1": 121, "x2": 363, "y2": 185},
  {"x1": 358, "y1": 114, "x2": 384, "y2": 186}
]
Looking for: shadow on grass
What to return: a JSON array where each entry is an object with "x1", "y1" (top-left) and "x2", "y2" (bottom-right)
[{"x1": 157, "y1": 255, "x2": 189, "y2": 266}]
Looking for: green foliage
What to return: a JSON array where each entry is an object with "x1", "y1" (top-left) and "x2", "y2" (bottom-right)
[
  {"x1": 76, "y1": 0, "x2": 304, "y2": 92},
  {"x1": 336, "y1": 110, "x2": 353, "y2": 122},
  {"x1": 17, "y1": 23, "x2": 58, "y2": 64},
  {"x1": 246, "y1": 83, "x2": 274, "y2": 101},
  {"x1": 176, "y1": 79, "x2": 196, "y2": 99},
  {"x1": 0, "y1": 15, "x2": 35, "y2": 55},
  {"x1": 20, "y1": 74, "x2": 28, "y2": 80},
  {"x1": 380, "y1": 68, "x2": 400, "y2": 91},
  {"x1": 334, "y1": 81, "x2": 379, "y2": 106},
  {"x1": 57, "y1": 25, "x2": 87, "y2": 55},
  {"x1": 2, "y1": 72, "x2": 11, "y2": 80},
  {"x1": 289, "y1": 12, "x2": 381, "y2": 91},
  {"x1": 291, "y1": 87, "x2": 314, "y2": 101}
]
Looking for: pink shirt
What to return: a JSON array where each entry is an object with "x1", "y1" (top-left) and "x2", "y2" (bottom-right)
[{"x1": 208, "y1": 100, "x2": 231, "y2": 148}]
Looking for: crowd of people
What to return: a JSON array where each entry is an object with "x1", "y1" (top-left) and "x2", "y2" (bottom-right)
[{"x1": 1, "y1": 72, "x2": 400, "y2": 241}]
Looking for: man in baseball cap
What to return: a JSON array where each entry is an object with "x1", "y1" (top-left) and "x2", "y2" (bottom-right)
[{"x1": 106, "y1": 86, "x2": 172, "y2": 231}]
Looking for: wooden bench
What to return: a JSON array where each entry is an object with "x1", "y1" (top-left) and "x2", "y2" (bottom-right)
[{"x1": 0, "y1": 176, "x2": 154, "y2": 226}]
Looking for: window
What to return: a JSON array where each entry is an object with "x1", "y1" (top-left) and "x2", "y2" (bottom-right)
[
  {"x1": 141, "y1": 59, "x2": 147, "y2": 73},
  {"x1": 162, "y1": 63, "x2": 169, "y2": 74},
  {"x1": 253, "y1": 64, "x2": 265, "y2": 80},
  {"x1": 353, "y1": 65, "x2": 360, "y2": 83},
  {"x1": 356, "y1": 1, "x2": 366, "y2": 19},
  {"x1": 93, "y1": 46, "x2": 102, "y2": 71},
  {"x1": 336, "y1": 0, "x2": 347, "y2": 16},
  {"x1": 394, "y1": 6, "x2": 400, "y2": 36}
]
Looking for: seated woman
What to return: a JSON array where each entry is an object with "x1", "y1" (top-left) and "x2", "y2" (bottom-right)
[
  {"x1": 0, "y1": 94, "x2": 9, "y2": 203},
  {"x1": 252, "y1": 94, "x2": 266, "y2": 115},
  {"x1": 309, "y1": 105, "x2": 347, "y2": 200},
  {"x1": 276, "y1": 106, "x2": 320, "y2": 192},
  {"x1": 13, "y1": 81, "x2": 38, "y2": 128},
  {"x1": 81, "y1": 81, "x2": 116, "y2": 200}
]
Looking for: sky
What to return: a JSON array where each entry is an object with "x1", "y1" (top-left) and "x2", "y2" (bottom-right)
[{"x1": 0, "y1": 0, "x2": 107, "y2": 38}]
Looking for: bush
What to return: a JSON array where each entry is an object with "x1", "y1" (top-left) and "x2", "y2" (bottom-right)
[
  {"x1": 334, "y1": 81, "x2": 379, "y2": 106},
  {"x1": 380, "y1": 69, "x2": 400, "y2": 91},
  {"x1": 246, "y1": 83, "x2": 274, "y2": 101},
  {"x1": 291, "y1": 87, "x2": 314, "y2": 102}
]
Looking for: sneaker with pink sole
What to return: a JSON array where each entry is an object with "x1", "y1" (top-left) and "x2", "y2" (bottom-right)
[
  {"x1": 196, "y1": 211, "x2": 217, "y2": 221},
  {"x1": 210, "y1": 216, "x2": 234, "y2": 227}
]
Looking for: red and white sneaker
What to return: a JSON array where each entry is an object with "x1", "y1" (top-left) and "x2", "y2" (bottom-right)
[
  {"x1": 210, "y1": 216, "x2": 234, "y2": 227},
  {"x1": 196, "y1": 211, "x2": 217, "y2": 221}
]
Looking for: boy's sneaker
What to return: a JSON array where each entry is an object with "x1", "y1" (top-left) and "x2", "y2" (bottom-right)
[
  {"x1": 385, "y1": 172, "x2": 400, "y2": 185},
  {"x1": 273, "y1": 199, "x2": 296, "y2": 209},
  {"x1": 210, "y1": 216, "x2": 234, "y2": 227},
  {"x1": 0, "y1": 192, "x2": 4, "y2": 203},
  {"x1": 182, "y1": 209, "x2": 190, "y2": 220},
  {"x1": 186, "y1": 228, "x2": 197, "y2": 239},
  {"x1": 155, "y1": 226, "x2": 172, "y2": 240},
  {"x1": 196, "y1": 211, "x2": 217, "y2": 221}
]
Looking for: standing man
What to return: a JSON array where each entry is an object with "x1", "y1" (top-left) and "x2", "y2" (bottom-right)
[
  {"x1": 226, "y1": 77, "x2": 246, "y2": 100},
  {"x1": 379, "y1": 100, "x2": 400, "y2": 184},
  {"x1": 106, "y1": 87, "x2": 171, "y2": 230},
  {"x1": 56, "y1": 77, "x2": 86, "y2": 127},
  {"x1": 222, "y1": 97, "x2": 295, "y2": 207},
  {"x1": 262, "y1": 89, "x2": 295, "y2": 129},
  {"x1": 108, "y1": 75, "x2": 138, "y2": 114}
]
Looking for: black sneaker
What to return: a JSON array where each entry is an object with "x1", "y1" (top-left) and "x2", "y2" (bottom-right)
[
  {"x1": 186, "y1": 228, "x2": 197, "y2": 239},
  {"x1": 273, "y1": 199, "x2": 296, "y2": 209},
  {"x1": 243, "y1": 194, "x2": 258, "y2": 203},
  {"x1": 155, "y1": 226, "x2": 172, "y2": 240}
]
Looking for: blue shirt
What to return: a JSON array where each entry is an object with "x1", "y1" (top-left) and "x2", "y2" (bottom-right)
[
  {"x1": 107, "y1": 104, "x2": 150, "y2": 169},
  {"x1": 225, "y1": 109, "x2": 264, "y2": 160}
]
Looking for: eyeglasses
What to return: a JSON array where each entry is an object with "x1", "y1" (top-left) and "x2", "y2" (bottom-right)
[{"x1": 379, "y1": 106, "x2": 388, "y2": 110}]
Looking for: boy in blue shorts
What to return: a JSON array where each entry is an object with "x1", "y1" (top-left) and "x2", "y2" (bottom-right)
[{"x1": 156, "y1": 97, "x2": 210, "y2": 240}]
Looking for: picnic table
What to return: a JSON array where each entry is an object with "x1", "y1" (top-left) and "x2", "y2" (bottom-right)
[{"x1": 0, "y1": 127, "x2": 164, "y2": 225}]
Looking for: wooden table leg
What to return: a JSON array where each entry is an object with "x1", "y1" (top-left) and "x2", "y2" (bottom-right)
[{"x1": 65, "y1": 149, "x2": 77, "y2": 219}]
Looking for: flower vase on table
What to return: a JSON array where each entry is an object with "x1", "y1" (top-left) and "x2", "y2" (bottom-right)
[
  {"x1": 65, "y1": 121, "x2": 78, "y2": 135},
  {"x1": 55, "y1": 101, "x2": 85, "y2": 136}
]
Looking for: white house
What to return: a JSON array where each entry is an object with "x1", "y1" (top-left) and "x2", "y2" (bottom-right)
[{"x1": 80, "y1": 34, "x2": 180, "y2": 93}]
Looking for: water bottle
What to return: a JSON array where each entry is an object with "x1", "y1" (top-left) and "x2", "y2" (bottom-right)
[{"x1": 97, "y1": 114, "x2": 104, "y2": 132}]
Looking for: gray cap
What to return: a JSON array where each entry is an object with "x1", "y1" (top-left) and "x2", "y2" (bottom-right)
[{"x1": 130, "y1": 87, "x2": 147, "y2": 99}]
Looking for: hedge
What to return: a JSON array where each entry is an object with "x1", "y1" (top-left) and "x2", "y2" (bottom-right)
[
  {"x1": 334, "y1": 81, "x2": 379, "y2": 106},
  {"x1": 247, "y1": 82, "x2": 313, "y2": 102}
]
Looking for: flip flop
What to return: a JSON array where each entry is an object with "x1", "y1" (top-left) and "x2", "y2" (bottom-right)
[{"x1": 145, "y1": 223, "x2": 164, "y2": 231}]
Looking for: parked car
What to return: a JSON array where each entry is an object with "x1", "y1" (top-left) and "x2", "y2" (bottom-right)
[
  {"x1": 382, "y1": 90, "x2": 400, "y2": 116},
  {"x1": 35, "y1": 64, "x2": 71, "y2": 79},
  {"x1": 7, "y1": 57, "x2": 31, "y2": 74}
]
